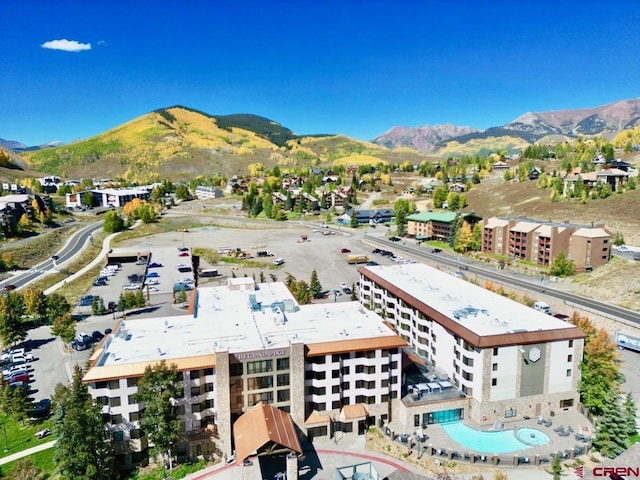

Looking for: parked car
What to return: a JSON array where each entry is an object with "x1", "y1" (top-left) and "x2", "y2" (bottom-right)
[
  {"x1": 145, "y1": 272, "x2": 160, "y2": 278},
  {"x1": 178, "y1": 252, "x2": 190, "y2": 257},
  {"x1": 389, "y1": 237, "x2": 401, "y2": 242},
  {"x1": 342, "y1": 287, "x2": 352, "y2": 295},
  {"x1": 553, "y1": 313, "x2": 570, "y2": 321},
  {"x1": 71, "y1": 340, "x2": 89, "y2": 351},
  {"x1": 91, "y1": 331, "x2": 105, "y2": 342},
  {"x1": 12, "y1": 352, "x2": 34, "y2": 362},
  {"x1": 31, "y1": 399, "x2": 51, "y2": 419},
  {"x1": 4, "y1": 373, "x2": 29, "y2": 385},
  {"x1": 366, "y1": 261, "x2": 379, "y2": 266},
  {"x1": 3, "y1": 365, "x2": 28, "y2": 377},
  {"x1": 431, "y1": 248, "x2": 442, "y2": 253},
  {"x1": 617, "y1": 245, "x2": 630, "y2": 252},
  {"x1": 93, "y1": 279, "x2": 107, "y2": 287},
  {"x1": 122, "y1": 284, "x2": 141, "y2": 291},
  {"x1": 341, "y1": 248, "x2": 351, "y2": 254},
  {"x1": 178, "y1": 247, "x2": 189, "y2": 252},
  {"x1": 173, "y1": 283, "x2": 193, "y2": 292},
  {"x1": 2, "y1": 284, "x2": 17, "y2": 291},
  {"x1": 104, "y1": 328, "x2": 113, "y2": 335},
  {"x1": 146, "y1": 279, "x2": 160, "y2": 285},
  {"x1": 339, "y1": 282, "x2": 348, "y2": 290},
  {"x1": 8, "y1": 381, "x2": 29, "y2": 390},
  {"x1": 148, "y1": 262, "x2": 163, "y2": 268}
]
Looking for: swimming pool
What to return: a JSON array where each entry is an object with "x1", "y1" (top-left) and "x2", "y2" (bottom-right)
[{"x1": 441, "y1": 422, "x2": 550, "y2": 453}]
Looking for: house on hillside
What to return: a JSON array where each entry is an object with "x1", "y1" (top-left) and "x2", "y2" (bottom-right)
[
  {"x1": 448, "y1": 183, "x2": 466, "y2": 193},
  {"x1": 528, "y1": 167, "x2": 542, "y2": 180}
]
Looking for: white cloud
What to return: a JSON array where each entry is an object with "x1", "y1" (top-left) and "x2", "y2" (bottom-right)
[{"x1": 41, "y1": 39, "x2": 91, "y2": 52}]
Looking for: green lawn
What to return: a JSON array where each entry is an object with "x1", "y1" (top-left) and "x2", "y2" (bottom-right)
[
  {"x1": 0, "y1": 414, "x2": 54, "y2": 461},
  {"x1": 1, "y1": 447, "x2": 56, "y2": 478}
]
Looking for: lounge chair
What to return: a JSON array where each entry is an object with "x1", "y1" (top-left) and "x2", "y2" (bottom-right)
[
  {"x1": 558, "y1": 430, "x2": 571, "y2": 436},
  {"x1": 568, "y1": 425, "x2": 574, "y2": 433},
  {"x1": 463, "y1": 452, "x2": 470, "y2": 460},
  {"x1": 553, "y1": 425, "x2": 564, "y2": 433},
  {"x1": 537, "y1": 416, "x2": 544, "y2": 425},
  {"x1": 480, "y1": 455, "x2": 487, "y2": 462},
  {"x1": 451, "y1": 451, "x2": 460, "y2": 459},
  {"x1": 540, "y1": 457, "x2": 550, "y2": 464}
]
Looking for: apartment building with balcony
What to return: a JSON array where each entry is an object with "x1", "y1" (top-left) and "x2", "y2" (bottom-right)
[
  {"x1": 83, "y1": 279, "x2": 405, "y2": 468},
  {"x1": 358, "y1": 263, "x2": 586, "y2": 430},
  {"x1": 482, "y1": 217, "x2": 611, "y2": 269},
  {"x1": 406, "y1": 211, "x2": 482, "y2": 242}
]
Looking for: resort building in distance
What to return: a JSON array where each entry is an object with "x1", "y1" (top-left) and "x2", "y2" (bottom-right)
[
  {"x1": 481, "y1": 217, "x2": 611, "y2": 270},
  {"x1": 83, "y1": 265, "x2": 586, "y2": 469}
]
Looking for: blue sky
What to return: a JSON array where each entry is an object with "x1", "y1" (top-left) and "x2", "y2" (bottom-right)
[{"x1": 1, "y1": 1, "x2": 639, "y2": 146}]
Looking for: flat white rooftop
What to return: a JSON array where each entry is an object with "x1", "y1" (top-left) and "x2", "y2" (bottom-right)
[
  {"x1": 362, "y1": 263, "x2": 570, "y2": 337},
  {"x1": 96, "y1": 281, "x2": 398, "y2": 366}
]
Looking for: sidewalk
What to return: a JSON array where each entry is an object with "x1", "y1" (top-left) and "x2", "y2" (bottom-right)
[{"x1": 0, "y1": 440, "x2": 56, "y2": 466}]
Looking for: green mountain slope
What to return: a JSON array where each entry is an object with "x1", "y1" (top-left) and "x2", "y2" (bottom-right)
[{"x1": 20, "y1": 106, "x2": 434, "y2": 181}]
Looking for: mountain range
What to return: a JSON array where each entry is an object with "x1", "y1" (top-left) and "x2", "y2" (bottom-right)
[
  {"x1": 372, "y1": 98, "x2": 640, "y2": 152},
  {"x1": 2, "y1": 98, "x2": 639, "y2": 180}
]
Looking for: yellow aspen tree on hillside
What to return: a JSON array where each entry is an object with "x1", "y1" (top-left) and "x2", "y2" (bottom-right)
[{"x1": 248, "y1": 163, "x2": 264, "y2": 177}]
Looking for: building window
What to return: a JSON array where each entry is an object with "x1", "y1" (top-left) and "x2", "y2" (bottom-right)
[
  {"x1": 110, "y1": 414, "x2": 122, "y2": 424},
  {"x1": 568, "y1": 340, "x2": 574, "y2": 348},
  {"x1": 332, "y1": 385, "x2": 340, "y2": 394},
  {"x1": 130, "y1": 429, "x2": 142, "y2": 440},
  {"x1": 112, "y1": 431, "x2": 124, "y2": 442},
  {"x1": 130, "y1": 411, "x2": 140, "y2": 422},
  {"x1": 247, "y1": 360, "x2": 273, "y2": 374},
  {"x1": 190, "y1": 370, "x2": 201, "y2": 379},
  {"x1": 108, "y1": 380, "x2": 119, "y2": 389},
  {"x1": 341, "y1": 366, "x2": 350, "y2": 375},
  {"x1": 567, "y1": 355, "x2": 573, "y2": 363},
  {"x1": 277, "y1": 373, "x2": 290, "y2": 387},
  {"x1": 560, "y1": 398, "x2": 574, "y2": 408},
  {"x1": 247, "y1": 376, "x2": 273, "y2": 390},
  {"x1": 493, "y1": 347, "x2": 498, "y2": 356},
  {"x1": 109, "y1": 397, "x2": 121, "y2": 407},
  {"x1": 204, "y1": 368, "x2": 214, "y2": 376},
  {"x1": 566, "y1": 369, "x2": 572, "y2": 377},
  {"x1": 491, "y1": 378, "x2": 497, "y2": 386},
  {"x1": 191, "y1": 386, "x2": 202, "y2": 397},
  {"x1": 277, "y1": 358, "x2": 290, "y2": 370},
  {"x1": 205, "y1": 383, "x2": 214, "y2": 392},
  {"x1": 332, "y1": 369, "x2": 340, "y2": 378},
  {"x1": 492, "y1": 363, "x2": 498, "y2": 371},
  {"x1": 462, "y1": 371, "x2": 473, "y2": 381},
  {"x1": 414, "y1": 415, "x2": 420, "y2": 427},
  {"x1": 462, "y1": 356, "x2": 474, "y2": 367},
  {"x1": 230, "y1": 363, "x2": 243, "y2": 376},
  {"x1": 175, "y1": 405, "x2": 185, "y2": 415},
  {"x1": 205, "y1": 399, "x2": 215, "y2": 409},
  {"x1": 176, "y1": 372, "x2": 184, "y2": 381},
  {"x1": 127, "y1": 378, "x2": 138, "y2": 387},
  {"x1": 332, "y1": 401, "x2": 342, "y2": 409},
  {"x1": 277, "y1": 389, "x2": 290, "y2": 402},
  {"x1": 192, "y1": 403, "x2": 202, "y2": 413},
  {"x1": 95, "y1": 381, "x2": 108, "y2": 389}
]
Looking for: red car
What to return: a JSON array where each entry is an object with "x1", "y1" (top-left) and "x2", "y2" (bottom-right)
[
  {"x1": 341, "y1": 248, "x2": 351, "y2": 254},
  {"x1": 4, "y1": 373, "x2": 29, "y2": 385},
  {"x1": 2, "y1": 284, "x2": 16, "y2": 291},
  {"x1": 178, "y1": 252, "x2": 190, "y2": 257}
]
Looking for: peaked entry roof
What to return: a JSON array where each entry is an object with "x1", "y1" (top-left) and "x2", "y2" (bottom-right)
[{"x1": 233, "y1": 401, "x2": 302, "y2": 465}]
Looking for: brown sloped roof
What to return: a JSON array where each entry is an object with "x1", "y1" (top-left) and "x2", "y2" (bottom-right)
[
  {"x1": 306, "y1": 336, "x2": 407, "y2": 357},
  {"x1": 82, "y1": 354, "x2": 215, "y2": 382},
  {"x1": 358, "y1": 267, "x2": 586, "y2": 349},
  {"x1": 340, "y1": 404, "x2": 369, "y2": 420},
  {"x1": 233, "y1": 401, "x2": 302, "y2": 464},
  {"x1": 304, "y1": 411, "x2": 331, "y2": 426}
]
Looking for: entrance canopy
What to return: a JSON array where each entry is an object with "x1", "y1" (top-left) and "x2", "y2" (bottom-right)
[{"x1": 233, "y1": 401, "x2": 302, "y2": 465}]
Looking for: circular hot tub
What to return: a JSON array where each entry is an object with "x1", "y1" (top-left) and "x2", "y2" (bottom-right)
[{"x1": 515, "y1": 427, "x2": 551, "y2": 446}]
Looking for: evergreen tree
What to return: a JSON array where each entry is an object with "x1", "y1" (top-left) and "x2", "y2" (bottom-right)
[
  {"x1": 551, "y1": 453, "x2": 562, "y2": 480},
  {"x1": 594, "y1": 387, "x2": 628, "y2": 458},
  {"x1": 46, "y1": 293, "x2": 71, "y2": 323},
  {"x1": 623, "y1": 392, "x2": 637, "y2": 437},
  {"x1": 284, "y1": 191, "x2": 293, "y2": 211},
  {"x1": 393, "y1": 198, "x2": 414, "y2": 237},
  {"x1": 350, "y1": 211, "x2": 358, "y2": 228},
  {"x1": 447, "y1": 215, "x2": 464, "y2": 249},
  {"x1": 54, "y1": 365, "x2": 118, "y2": 479},
  {"x1": 350, "y1": 283, "x2": 357, "y2": 301},
  {"x1": 309, "y1": 270, "x2": 322, "y2": 299},
  {"x1": 549, "y1": 253, "x2": 576, "y2": 277},
  {"x1": 0, "y1": 383, "x2": 32, "y2": 425},
  {"x1": 134, "y1": 360, "x2": 182, "y2": 471},
  {"x1": 103, "y1": 210, "x2": 125, "y2": 233}
]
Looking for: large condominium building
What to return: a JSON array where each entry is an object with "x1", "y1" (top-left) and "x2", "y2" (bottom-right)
[
  {"x1": 482, "y1": 217, "x2": 611, "y2": 270},
  {"x1": 358, "y1": 263, "x2": 586, "y2": 430},
  {"x1": 406, "y1": 211, "x2": 482, "y2": 242},
  {"x1": 83, "y1": 279, "x2": 405, "y2": 468}
]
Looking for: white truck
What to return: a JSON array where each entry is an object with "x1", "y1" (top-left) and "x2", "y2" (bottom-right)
[{"x1": 532, "y1": 301, "x2": 551, "y2": 315}]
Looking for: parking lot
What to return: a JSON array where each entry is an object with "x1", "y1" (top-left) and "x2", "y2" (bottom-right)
[{"x1": 12, "y1": 220, "x2": 640, "y2": 431}]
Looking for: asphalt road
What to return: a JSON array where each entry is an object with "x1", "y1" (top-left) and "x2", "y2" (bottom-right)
[{"x1": 0, "y1": 221, "x2": 103, "y2": 291}]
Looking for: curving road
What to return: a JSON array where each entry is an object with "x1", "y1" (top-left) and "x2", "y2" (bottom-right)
[
  {"x1": 364, "y1": 236, "x2": 640, "y2": 324},
  {"x1": 0, "y1": 221, "x2": 103, "y2": 291}
]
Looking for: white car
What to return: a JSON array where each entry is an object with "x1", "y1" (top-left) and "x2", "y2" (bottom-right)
[
  {"x1": 2, "y1": 365, "x2": 27, "y2": 377},
  {"x1": 180, "y1": 278, "x2": 194, "y2": 285},
  {"x1": 617, "y1": 245, "x2": 630, "y2": 252},
  {"x1": 12, "y1": 352, "x2": 34, "y2": 363},
  {"x1": 122, "y1": 284, "x2": 141, "y2": 291},
  {"x1": 148, "y1": 287, "x2": 159, "y2": 293},
  {"x1": 146, "y1": 279, "x2": 160, "y2": 285},
  {"x1": 339, "y1": 282, "x2": 348, "y2": 290}
]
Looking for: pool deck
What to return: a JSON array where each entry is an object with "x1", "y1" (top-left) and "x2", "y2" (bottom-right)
[{"x1": 388, "y1": 410, "x2": 593, "y2": 466}]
